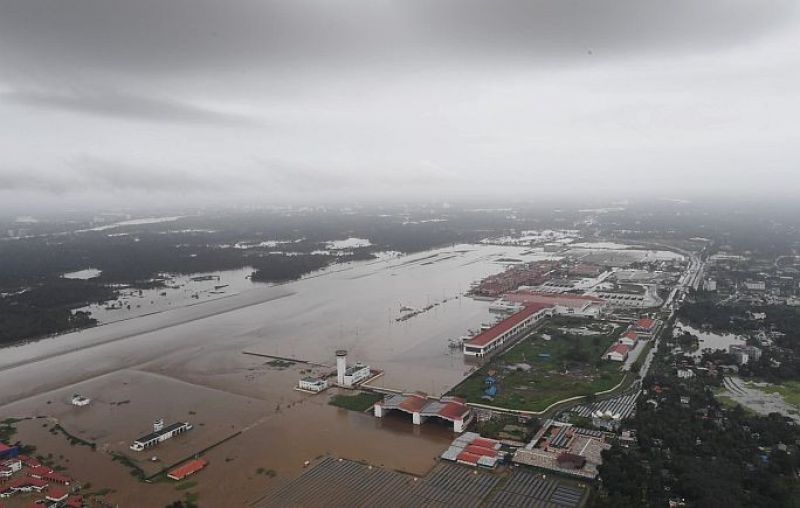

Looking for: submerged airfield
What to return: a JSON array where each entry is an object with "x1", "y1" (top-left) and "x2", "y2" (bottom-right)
[{"x1": 0, "y1": 244, "x2": 557, "y2": 506}]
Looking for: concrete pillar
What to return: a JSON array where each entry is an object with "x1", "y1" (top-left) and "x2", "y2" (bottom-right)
[
  {"x1": 412, "y1": 412, "x2": 421, "y2": 425},
  {"x1": 336, "y1": 350, "x2": 347, "y2": 385},
  {"x1": 374, "y1": 404, "x2": 383, "y2": 418}
]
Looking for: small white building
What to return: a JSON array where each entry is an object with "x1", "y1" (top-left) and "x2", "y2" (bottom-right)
[
  {"x1": 71, "y1": 394, "x2": 91, "y2": 407},
  {"x1": 335, "y1": 350, "x2": 371, "y2": 387},
  {"x1": 343, "y1": 363, "x2": 371, "y2": 387},
  {"x1": 0, "y1": 459, "x2": 22, "y2": 477},
  {"x1": 298, "y1": 377, "x2": 328, "y2": 392},
  {"x1": 130, "y1": 419, "x2": 192, "y2": 451},
  {"x1": 677, "y1": 369, "x2": 695, "y2": 379}
]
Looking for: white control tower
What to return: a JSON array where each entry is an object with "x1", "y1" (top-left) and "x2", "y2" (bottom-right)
[{"x1": 336, "y1": 350, "x2": 347, "y2": 385}]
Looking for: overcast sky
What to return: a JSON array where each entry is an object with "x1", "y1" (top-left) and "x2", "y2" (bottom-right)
[{"x1": 1, "y1": 1, "x2": 799, "y2": 212}]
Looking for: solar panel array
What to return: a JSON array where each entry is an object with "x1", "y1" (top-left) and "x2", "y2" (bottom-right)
[
  {"x1": 570, "y1": 391, "x2": 639, "y2": 420},
  {"x1": 485, "y1": 469, "x2": 586, "y2": 508},
  {"x1": 255, "y1": 458, "x2": 586, "y2": 508}
]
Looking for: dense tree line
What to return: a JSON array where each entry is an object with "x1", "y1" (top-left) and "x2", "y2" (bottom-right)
[
  {"x1": 250, "y1": 254, "x2": 335, "y2": 283},
  {"x1": 593, "y1": 345, "x2": 800, "y2": 507},
  {"x1": 0, "y1": 279, "x2": 115, "y2": 345}
]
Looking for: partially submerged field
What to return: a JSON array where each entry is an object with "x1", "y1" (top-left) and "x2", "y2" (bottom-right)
[{"x1": 451, "y1": 318, "x2": 625, "y2": 412}]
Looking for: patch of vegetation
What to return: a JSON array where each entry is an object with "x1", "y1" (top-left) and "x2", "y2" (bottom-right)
[
  {"x1": 250, "y1": 254, "x2": 334, "y2": 283},
  {"x1": 0, "y1": 418, "x2": 18, "y2": 442},
  {"x1": 85, "y1": 487, "x2": 115, "y2": 497},
  {"x1": 165, "y1": 500, "x2": 198, "y2": 508},
  {"x1": 52, "y1": 423, "x2": 97, "y2": 449},
  {"x1": 110, "y1": 452, "x2": 146, "y2": 480},
  {"x1": 256, "y1": 467, "x2": 277, "y2": 477},
  {"x1": 175, "y1": 480, "x2": 198, "y2": 491},
  {"x1": 451, "y1": 322, "x2": 625, "y2": 412},
  {"x1": 0, "y1": 279, "x2": 115, "y2": 346},
  {"x1": 328, "y1": 392, "x2": 383, "y2": 412},
  {"x1": 750, "y1": 380, "x2": 800, "y2": 408},
  {"x1": 266, "y1": 359, "x2": 295, "y2": 369}
]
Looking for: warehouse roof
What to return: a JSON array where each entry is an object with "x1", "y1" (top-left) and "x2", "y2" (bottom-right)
[{"x1": 465, "y1": 303, "x2": 553, "y2": 348}]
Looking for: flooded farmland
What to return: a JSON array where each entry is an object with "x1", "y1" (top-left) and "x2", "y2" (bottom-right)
[{"x1": 0, "y1": 244, "x2": 556, "y2": 506}]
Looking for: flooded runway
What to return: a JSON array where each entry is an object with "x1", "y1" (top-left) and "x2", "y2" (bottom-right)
[{"x1": 0, "y1": 244, "x2": 558, "y2": 506}]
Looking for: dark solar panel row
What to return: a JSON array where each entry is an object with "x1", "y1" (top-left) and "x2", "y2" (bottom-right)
[
  {"x1": 486, "y1": 491, "x2": 558, "y2": 508},
  {"x1": 551, "y1": 485, "x2": 584, "y2": 506},
  {"x1": 256, "y1": 458, "x2": 415, "y2": 507},
  {"x1": 257, "y1": 459, "x2": 504, "y2": 508},
  {"x1": 503, "y1": 469, "x2": 559, "y2": 500},
  {"x1": 550, "y1": 426, "x2": 570, "y2": 448},
  {"x1": 257, "y1": 458, "x2": 586, "y2": 508},
  {"x1": 488, "y1": 469, "x2": 585, "y2": 508},
  {"x1": 424, "y1": 462, "x2": 500, "y2": 498}
]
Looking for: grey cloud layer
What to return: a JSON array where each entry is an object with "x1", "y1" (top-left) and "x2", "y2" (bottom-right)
[
  {"x1": 0, "y1": 0, "x2": 794, "y2": 77},
  {"x1": 0, "y1": 1, "x2": 798, "y2": 210},
  {"x1": 3, "y1": 88, "x2": 260, "y2": 126}
]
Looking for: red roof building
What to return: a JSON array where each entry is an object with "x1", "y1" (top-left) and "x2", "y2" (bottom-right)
[
  {"x1": 456, "y1": 451, "x2": 481, "y2": 465},
  {"x1": 437, "y1": 398, "x2": 470, "y2": 422},
  {"x1": 17, "y1": 455, "x2": 41, "y2": 468},
  {"x1": 463, "y1": 303, "x2": 553, "y2": 357},
  {"x1": 167, "y1": 458, "x2": 208, "y2": 481},
  {"x1": 605, "y1": 343, "x2": 630, "y2": 362},
  {"x1": 46, "y1": 487, "x2": 69, "y2": 502},
  {"x1": 8, "y1": 476, "x2": 48, "y2": 492},
  {"x1": 634, "y1": 318, "x2": 656, "y2": 333},
  {"x1": 464, "y1": 444, "x2": 498, "y2": 458},
  {"x1": 27, "y1": 465, "x2": 52, "y2": 477},
  {"x1": 65, "y1": 496, "x2": 85, "y2": 508},
  {"x1": 471, "y1": 437, "x2": 500, "y2": 450},
  {"x1": 619, "y1": 330, "x2": 638, "y2": 346}
]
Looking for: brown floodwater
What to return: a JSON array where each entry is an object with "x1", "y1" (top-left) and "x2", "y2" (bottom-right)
[{"x1": 0, "y1": 244, "x2": 558, "y2": 506}]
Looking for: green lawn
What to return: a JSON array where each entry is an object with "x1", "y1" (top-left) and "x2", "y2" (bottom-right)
[
  {"x1": 451, "y1": 322, "x2": 625, "y2": 412},
  {"x1": 328, "y1": 392, "x2": 383, "y2": 412},
  {"x1": 749, "y1": 380, "x2": 800, "y2": 408}
]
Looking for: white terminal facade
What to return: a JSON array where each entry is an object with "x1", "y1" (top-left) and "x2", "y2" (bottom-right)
[{"x1": 336, "y1": 350, "x2": 371, "y2": 387}]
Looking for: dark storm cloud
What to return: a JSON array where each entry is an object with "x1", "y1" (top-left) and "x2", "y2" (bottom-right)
[
  {"x1": 0, "y1": 0, "x2": 794, "y2": 78},
  {"x1": 2, "y1": 88, "x2": 259, "y2": 126}
]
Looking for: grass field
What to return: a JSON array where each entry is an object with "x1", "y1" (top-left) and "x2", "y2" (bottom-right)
[
  {"x1": 750, "y1": 380, "x2": 800, "y2": 408},
  {"x1": 451, "y1": 320, "x2": 625, "y2": 412},
  {"x1": 328, "y1": 392, "x2": 383, "y2": 412}
]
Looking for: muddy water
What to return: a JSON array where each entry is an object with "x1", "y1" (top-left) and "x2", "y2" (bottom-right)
[
  {"x1": 0, "y1": 244, "x2": 553, "y2": 403},
  {"x1": 0, "y1": 244, "x2": 553, "y2": 507}
]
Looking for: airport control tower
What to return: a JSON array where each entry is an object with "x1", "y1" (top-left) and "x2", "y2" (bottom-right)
[{"x1": 336, "y1": 350, "x2": 347, "y2": 385}]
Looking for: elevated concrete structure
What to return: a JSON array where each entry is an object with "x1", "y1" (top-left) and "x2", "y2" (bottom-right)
[{"x1": 374, "y1": 392, "x2": 471, "y2": 432}]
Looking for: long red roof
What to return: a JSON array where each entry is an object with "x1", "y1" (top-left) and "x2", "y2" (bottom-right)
[
  {"x1": 464, "y1": 444, "x2": 498, "y2": 458},
  {"x1": 505, "y1": 291, "x2": 605, "y2": 304},
  {"x1": 471, "y1": 437, "x2": 499, "y2": 449},
  {"x1": 456, "y1": 451, "x2": 481, "y2": 465},
  {"x1": 168, "y1": 459, "x2": 208, "y2": 480},
  {"x1": 465, "y1": 303, "x2": 553, "y2": 348}
]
